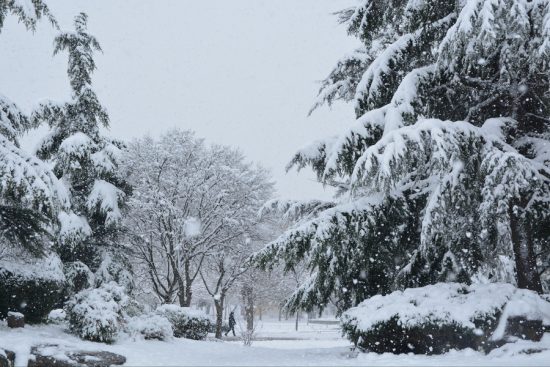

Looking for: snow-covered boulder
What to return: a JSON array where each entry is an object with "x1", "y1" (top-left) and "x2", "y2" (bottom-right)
[
  {"x1": 65, "y1": 282, "x2": 128, "y2": 343},
  {"x1": 155, "y1": 304, "x2": 211, "y2": 340},
  {"x1": 341, "y1": 283, "x2": 550, "y2": 354},
  {"x1": 28, "y1": 344, "x2": 126, "y2": 367},
  {"x1": 126, "y1": 313, "x2": 173, "y2": 341},
  {"x1": 0, "y1": 254, "x2": 66, "y2": 323},
  {"x1": 6, "y1": 311, "x2": 24, "y2": 328},
  {"x1": 0, "y1": 348, "x2": 15, "y2": 367}
]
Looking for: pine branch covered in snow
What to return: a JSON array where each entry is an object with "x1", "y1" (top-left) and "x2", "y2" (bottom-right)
[
  {"x1": 0, "y1": 0, "x2": 57, "y2": 32},
  {"x1": 260, "y1": 199, "x2": 336, "y2": 224},
  {"x1": 0, "y1": 1, "x2": 67, "y2": 256}
]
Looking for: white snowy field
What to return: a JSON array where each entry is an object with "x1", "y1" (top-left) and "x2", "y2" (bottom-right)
[{"x1": 1, "y1": 320, "x2": 550, "y2": 366}]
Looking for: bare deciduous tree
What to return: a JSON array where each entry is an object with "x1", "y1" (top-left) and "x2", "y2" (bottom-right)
[{"x1": 123, "y1": 129, "x2": 273, "y2": 308}]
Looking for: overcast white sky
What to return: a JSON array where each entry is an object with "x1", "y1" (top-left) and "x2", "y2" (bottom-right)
[{"x1": 0, "y1": 0, "x2": 359, "y2": 200}]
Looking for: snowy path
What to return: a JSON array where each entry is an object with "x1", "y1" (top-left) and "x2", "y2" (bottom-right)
[{"x1": 1, "y1": 322, "x2": 550, "y2": 366}]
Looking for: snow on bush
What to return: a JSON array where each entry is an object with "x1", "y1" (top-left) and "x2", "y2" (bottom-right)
[
  {"x1": 86, "y1": 179, "x2": 125, "y2": 226},
  {"x1": 155, "y1": 304, "x2": 211, "y2": 340},
  {"x1": 342, "y1": 283, "x2": 550, "y2": 355},
  {"x1": 64, "y1": 261, "x2": 94, "y2": 294},
  {"x1": 127, "y1": 313, "x2": 173, "y2": 341},
  {"x1": 66, "y1": 282, "x2": 128, "y2": 343},
  {"x1": 47, "y1": 309, "x2": 66, "y2": 323},
  {"x1": 0, "y1": 253, "x2": 65, "y2": 283},
  {"x1": 0, "y1": 254, "x2": 66, "y2": 323}
]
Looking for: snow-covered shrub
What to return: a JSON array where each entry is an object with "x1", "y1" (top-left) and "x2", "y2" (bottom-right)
[
  {"x1": 64, "y1": 261, "x2": 94, "y2": 294},
  {"x1": 95, "y1": 252, "x2": 134, "y2": 294},
  {"x1": 66, "y1": 282, "x2": 128, "y2": 343},
  {"x1": 123, "y1": 298, "x2": 146, "y2": 318},
  {"x1": 342, "y1": 283, "x2": 550, "y2": 355},
  {"x1": 0, "y1": 254, "x2": 66, "y2": 323},
  {"x1": 208, "y1": 321, "x2": 230, "y2": 335},
  {"x1": 127, "y1": 313, "x2": 173, "y2": 341},
  {"x1": 239, "y1": 323, "x2": 258, "y2": 347},
  {"x1": 155, "y1": 304, "x2": 211, "y2": 340},
  {"x1": 47, "y1": 309, "x2": 66, "y2": 324}
]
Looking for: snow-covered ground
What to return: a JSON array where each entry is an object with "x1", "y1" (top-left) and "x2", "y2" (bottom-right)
[{"x1": 1, "y1": 320, "x2": 550, "y2": 366}]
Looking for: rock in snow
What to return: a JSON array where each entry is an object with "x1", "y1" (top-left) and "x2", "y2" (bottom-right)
[
  {"x1": 28, "y1": 345, "x2": 126, "y2": 367},
  {"x1": 6, "y1": 313, "x2": 24, "y2": 329},
  {"x1": 0, "y1": 348, "x2": 15, "y2": 367}
]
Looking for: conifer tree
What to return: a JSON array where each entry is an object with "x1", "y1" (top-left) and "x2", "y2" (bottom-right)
[
  {"x1": 256, "y1": 0, "x2": 550, "y2": 314},
  {"x1": 32, "y1": 13, "x2": 130, "y2": 286},
  {"x1": 0, "y1": 0, "x2": 66, "y2": 255}
]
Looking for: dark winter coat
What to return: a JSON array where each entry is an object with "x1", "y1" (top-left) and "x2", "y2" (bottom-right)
[{"x1": 228, "y1": 312, "x2": 236, "y2": 327}]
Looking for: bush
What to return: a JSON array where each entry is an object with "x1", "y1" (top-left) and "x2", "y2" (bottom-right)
[
  {"x1": 123, "y1": 298, "x2": 146, "y2": 318},
  {"x1": 94, "y1": 252, "x2": 134, "y2": 294},
  {"x1": 0, "y1": 254, "x2": 66, "y2": 323},
  {"x1": 66, "y1": 282, "x2": 128, "y2": 343},
  {"x1": 155, "y1": 304, "x2": 211, "y2": 340},
  {"x1": 47, "y1": 309, "x2": 66, "y2": 324},
  {"x1": 208, "y1": 321, "x2": 230, "y2": 334},
  {"x1": 341, "y1": 283, "x2": 550, "y2": 355},
  {"x1": 64, "y1": 261, "x2": 94, "y2": 294},
  {"x1": 127, "y1": 313, "x2": 173, "y2": 340}
]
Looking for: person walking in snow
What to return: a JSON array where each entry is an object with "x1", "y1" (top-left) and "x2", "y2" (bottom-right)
[{"x1": 226, "y1": 311, "x2": 236, "y2": 336}]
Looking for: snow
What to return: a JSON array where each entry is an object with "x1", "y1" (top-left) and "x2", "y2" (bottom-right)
[
  {"x1": 183, "y1": 217, "x2": 201, "y2": 238},
  {"x1": 155, "y1": 304, "x2": 208, "y2": 320},
  {"x1": 59, "y1": 132, "x2": 96, "y2": 159},
  {"x1": 58, "y1": 211, "x2": 92, "y2": 244},
  {"x1": 1, "y1": 321, "x2": 550, "y2": 366},
  {"x1": 354, "y1": 32, "x2": 415, "y2": 108},
  {"x1": 260, "y1": 199, "x2": 336, "y2": 223},
  {"x1": 0, "y1": 253, "x2": 65, "y2": 282},
  {"x1": 0, "y1": 135, "x2": 69, "y2": 211},
  {"x1": 48, "y1": 309, "x2": 66, "y2": 322},
  {"x1": 384, "y1": 64, "x2": 434, "y2": 132},
  {"x1": 0, "y1": 93, "x2": 28, "y2": 143},
  {"x1": 126, "y1": 313, "x2": 173, "y2": 341},
  {"x1": 342, "y1": 283, "x2": 550, "y2": 336},
  {"x1": 12, "y1": 0, "x2": 39, "y2": 23},
  {"x1": 491, "y1": 289, "x2": 550, "y2": 340},
  {"x1": 86, "y1": 179, "x2": 124, "y2": 225},
  {"x1": 66, "y1": 282, "x2": 128, "y2": 343},
  {"x1": 90, "y1": 146, "x2": 117, "y2": 174}
]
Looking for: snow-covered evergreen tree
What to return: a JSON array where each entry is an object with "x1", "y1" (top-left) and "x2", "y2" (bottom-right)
[
  {"x1": 32, "y1": 13, "x2": 130, "y2": 285},
  {"x1": 256, "y1": 0, "x2": 550, "y2": 313},
  {"x1": 0, "y1": 0, "x2": 66, "y2": 256}
]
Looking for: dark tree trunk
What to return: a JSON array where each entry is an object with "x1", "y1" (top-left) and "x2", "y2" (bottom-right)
[
  {"x1": 172, "y1": 257, "x2": 187, "y2": 307},
  {"x1": 177, "y1": 288, "x2": 186, "y2": 307},
  {"x1": 176, "y1": 261, "x2": 194, "y2": 307},
  {"x1": 176, "y1": 280, "x2": 189, "y2": 307},
  {"x1": 183, "y1": 260, "x2": 193, "y2": 307},
  {"x1": 510, "y1": 201, "x2": 543, "y2": 293},
  {"x1": 295, "y1": 311, "x2": 299, "y2": 331},
  {"x1": 214, "y1": 296, "x2": 225, "y2": 339},
  {"x1": 242, "y1": 285, "x2": 254, "y2": 331}
]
